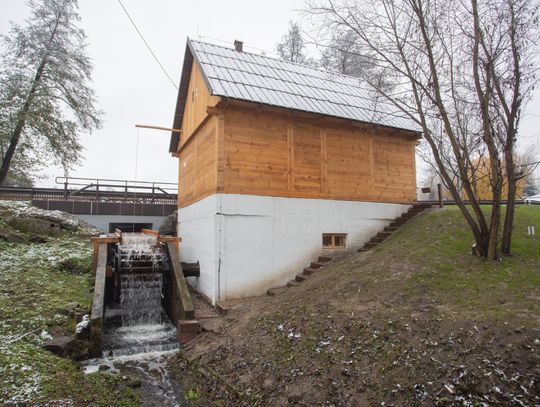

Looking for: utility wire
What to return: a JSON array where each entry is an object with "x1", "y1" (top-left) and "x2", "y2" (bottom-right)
[{"x1": 117, "y1": 0, "x2": 178, "y2": 90}]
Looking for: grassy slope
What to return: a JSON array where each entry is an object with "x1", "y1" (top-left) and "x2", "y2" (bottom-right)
[
  {"x1": 176, "y1": 205, "x2": 540, "y2": 406},
  {"x1": 0, "y1": 204, "x2": 138, "y2": 406}
]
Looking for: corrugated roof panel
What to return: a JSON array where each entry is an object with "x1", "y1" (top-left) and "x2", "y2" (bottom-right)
[
  {"x1": 209, "y1": 79, "x2": 225, "y2": 96},
  {"x1": 189, "y1": 39, "x2": 420, "y2": 132}
]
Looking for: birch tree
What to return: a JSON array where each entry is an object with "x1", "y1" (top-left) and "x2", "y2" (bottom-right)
[
  {"x1": 307, "y1": 0, "x2": 539, "y2": 259},
  {"x1": 0, "y1": 0, "x2": 102, "y2": 185}
]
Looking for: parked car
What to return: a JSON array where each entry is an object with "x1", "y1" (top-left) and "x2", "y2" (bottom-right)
[{"x1": 524, "y1": 194, "x2": 540, "y2": 203}]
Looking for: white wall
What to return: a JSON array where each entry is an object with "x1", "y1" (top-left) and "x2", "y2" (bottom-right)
[
  {"x1": 74, "y1": 214, "x2": 167, "y2": 233},
  {"x1": 178, "y1": 194, "x2": 410, "y2": 304},
  {"x1": 177, "y1": 195, "x2": 219, "y2": 304}
]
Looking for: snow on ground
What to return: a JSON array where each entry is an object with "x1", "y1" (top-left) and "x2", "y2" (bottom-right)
[{"x1": 0, "y1": 200, "x2": 100, "y2": 235}]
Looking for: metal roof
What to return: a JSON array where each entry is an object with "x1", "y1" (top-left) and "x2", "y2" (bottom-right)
[{"x1": 170, "y1": 38, "x2": 420, "y2": 152}]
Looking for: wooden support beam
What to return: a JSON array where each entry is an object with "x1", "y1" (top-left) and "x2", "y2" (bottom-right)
[
  {"x1": 216, "y1": 113, "x2": 225, "y2": 192},
  {"x1": 287, "y1": 124, "x2": 295, "y2": 192},
  {"x1": 320, "y1": 129, "x2": 327, "y2": 193},
  {"x1": 135, "y1": 124, "x2": 182, "y2": 133},
  {"x1": 206, "y1": 106, "x2": 224, "y2": 116},
  {"x1": 158, "y1": 236, "x2": 182, "y2": 243},
  {"x1": 142, "y1": 228, "x2": 160, "y2": 238},
  {"x1": 167, "y1": 242, "x2": 195, "y2": 321},
  {"x1": 90, "y1": 243, "x2": 107, "y2": 357}
]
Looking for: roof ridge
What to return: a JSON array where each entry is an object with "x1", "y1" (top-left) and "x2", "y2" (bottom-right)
[{"x1": 188, "y1": 37, "x2": 369, "y2": 84}]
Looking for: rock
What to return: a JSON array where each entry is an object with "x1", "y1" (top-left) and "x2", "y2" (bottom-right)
[
  {"x1": 124, "y1": 376, "x2": 142, "y2": 388},
  {"x1": 74, "y1": 311, "x2": 86, "y2": 323},
  {"x1": 60, "y1": 302, "x2": 79, "y2": 316},
  {"x1": 200, "y1": 318, "x2": 224, "y2": 334},
  {"x1": 59, "y1": 258, "x2": 90, "y2": 274},
  {"x1": 158, "y1": 210, "x2": 177, "y2": 235},
  {"x1": 0, "y1": 227, "x2": 28, "y2": 243},
  {"x1": 98, "y1": 364, "x2": 110, "y2": 371},
  {"x1": 42, "y1": 336, "x2": 75, "y2": 356},
  {"x1": 5, "y1": 216, "x2": 64, "y2": 237},
  {"x1": 286, "y1": 385, "x2": 305, "y2": 402}
]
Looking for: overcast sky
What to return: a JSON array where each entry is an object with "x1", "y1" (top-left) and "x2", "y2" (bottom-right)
[
  {"x1": 0, "y1": 0, "x2": 301, "y2": 187},
  {"x1": 1, "y1": 0, "x2": 539, "y2": 188}
]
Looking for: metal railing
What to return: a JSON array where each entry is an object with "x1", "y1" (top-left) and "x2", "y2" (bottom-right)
[
  {"x1": 0, "y1": 177, "x2": 178, "y2": 205},
  {"x1": 55, "y1": 176, "x2": 177, "y2": 204}
]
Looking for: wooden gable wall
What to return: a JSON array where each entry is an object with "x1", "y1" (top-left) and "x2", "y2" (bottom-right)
[{"x1": 179, "y1": 60, "x2": 220, "y2": 146}]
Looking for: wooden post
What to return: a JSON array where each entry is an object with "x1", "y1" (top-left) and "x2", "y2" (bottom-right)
[
  {"x1": 320, "y1": 129, "x2": 327, "y2": 194},
  {"x1": 437, "y1": 183, "x2": 443, "y2": 208},
  {"x1": 287, "y1": 124, "x2": 295, "y2": 192},
  {"x1": 216, "y1": 113, "x2": 225, "y2": 192},
  {"x1": 90, "y1": 243, "x2": 107, "y2": 356},
  {"x1": 166, "y1": 242, "x2": 195, "y2": 322}
]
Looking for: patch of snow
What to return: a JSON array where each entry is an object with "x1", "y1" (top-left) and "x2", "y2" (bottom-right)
[{"x1": 75, "y1": 315, "x2": 90, "y2": 335}]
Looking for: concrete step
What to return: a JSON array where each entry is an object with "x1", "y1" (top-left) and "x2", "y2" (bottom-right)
[
  {"x1": 303, "y1": 267, "x2": 317, "y2": 275},
  {"x1": 413, "y1": 202, "x2": 433, "y2": 209},
  {"x1": 295, "y1": 274, "x2": 307, "y2": 282},
  {"x1": 384, "y1": 226, "x2": 399, "y2": 232},
  {"x1": 310, "y1": 261, "x2": 326, "y2": 269},
  {"x1": 267, "y1": 286, "x2": 288, "y2": 296},
  {"x1": 357, "y1": 247, "x2": 368, "y2": 252},
  {"x1": 287, "y1": 280, "x2": 300, "y2": 288},
  {"x1": 364, "y1": 242, "x2": 378, "y2": 249},
  {"x1": 318, "y1": 256, "x2": 333, "y2": 263}
]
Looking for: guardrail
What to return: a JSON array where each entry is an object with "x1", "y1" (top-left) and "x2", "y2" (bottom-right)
[{"x1": 0, "y1": 177, "x2": 178, "y2": 205}]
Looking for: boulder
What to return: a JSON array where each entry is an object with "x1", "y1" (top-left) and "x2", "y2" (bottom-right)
[
  {"x1": 200, "y1": 318, "x2": 224, "y2": 334},
  {"x1": 42, "y1": 336, "x2": 75, "y2": 356},
  {"x1": 0, "y1": 227, "x2": 27, "y2": 243},
  {"x1": 5, "y1": 216, "x2": 63, "y2": 237},
  {"x1": 158, "y1": 210, "x2": 178, "y2": 236}
]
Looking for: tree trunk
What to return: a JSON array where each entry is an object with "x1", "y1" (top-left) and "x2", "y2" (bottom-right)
[
  {"x1": 501, "y1": 156, "x2": 517, "y2": 254},
  {"x1": 0, "y1": 60, "x2": 47, "y2": 185}
]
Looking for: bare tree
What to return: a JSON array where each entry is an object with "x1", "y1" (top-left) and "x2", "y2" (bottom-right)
[
  {"x1": 306, "y1": 0, "x2": 539, "y2": 259},
  {"x1": 0, "y1": 0, "x2": 102, "y2": 185},
  {"x1": 276, "y1": 21, "x2": 316, "y2": 65},
  {"x1": 320, "y1": 28, "x2": 372, "y2": 76}
]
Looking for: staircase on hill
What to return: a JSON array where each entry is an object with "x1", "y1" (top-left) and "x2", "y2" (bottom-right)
[
  {"x1": 265, "y1": 203, "x2": 432, "y2": 297},
  {"x1": 358, "y1": 202, "x2": 432, "y2": 252}
]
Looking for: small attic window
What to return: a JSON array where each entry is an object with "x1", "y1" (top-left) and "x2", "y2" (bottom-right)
[{"x1": 322, "y1": 233, "x2": 347, "y2": 248}]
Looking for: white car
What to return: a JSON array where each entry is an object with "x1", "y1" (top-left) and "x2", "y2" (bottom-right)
[{"x1": 524, "y1": 194, "x2": 540, "y2": 203}]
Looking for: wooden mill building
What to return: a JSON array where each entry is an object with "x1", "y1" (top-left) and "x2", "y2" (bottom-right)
[{"x1": 169, "y1": 39, "x2": 420, "y2": 304}]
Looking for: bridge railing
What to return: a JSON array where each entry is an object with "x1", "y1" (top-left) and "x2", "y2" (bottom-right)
[{"x1": 0, "y1": 177, "x2": 178, "y2": 205}]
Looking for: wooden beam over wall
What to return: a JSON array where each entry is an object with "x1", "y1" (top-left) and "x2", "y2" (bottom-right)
[
  {"x1": 216, "y1": 113, "x2": 225, "y2": 192},
  {"x1": 320, "y1": 129, "x2": 328, "y2": 193},
  {"x1": 287, "y1": 124, "x2": 295, "y2": 192},
  {"x1": 368, "y1": 135, "x2": 375, "y2": 197}
]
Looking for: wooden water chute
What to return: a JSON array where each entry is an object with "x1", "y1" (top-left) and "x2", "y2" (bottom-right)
[{"x1": 89, "y1": 229, "x2": 197, "y2": 356}]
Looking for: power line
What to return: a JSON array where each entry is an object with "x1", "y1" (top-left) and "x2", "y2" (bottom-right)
[{"x1": 117, "y1": 0, "x2": 178, "y2": 90}]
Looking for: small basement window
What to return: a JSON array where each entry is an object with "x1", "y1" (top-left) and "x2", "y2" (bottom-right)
[{"x1": 322, "y1": 233, "x2": 347, "y2": 248}]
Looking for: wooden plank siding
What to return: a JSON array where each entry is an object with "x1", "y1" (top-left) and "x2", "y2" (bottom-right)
[
  {"x1": 178, "y1": 117, "x2": 217, "y2": 207},
  {"x1": 218, "y1": 105, "x2": 417, "y2": 205},
  {"x1": 177, "y1": 68, "x2": 417, "y2": 208},
  {"x1": 179, "y1": 61, "x2": 220, "y2": 147}
]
